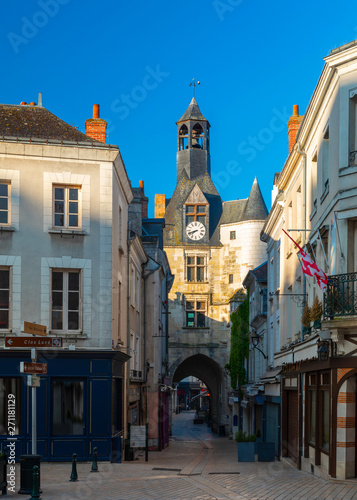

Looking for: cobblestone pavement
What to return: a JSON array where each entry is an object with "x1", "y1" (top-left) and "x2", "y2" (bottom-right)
[{"x1": 5, "y1": 411, "x2": 357, "y2": 499}]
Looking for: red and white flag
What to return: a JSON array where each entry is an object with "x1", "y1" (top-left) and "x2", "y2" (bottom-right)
[{"x1": 282, "y1": 229, "x2": 328, "y2": 292}]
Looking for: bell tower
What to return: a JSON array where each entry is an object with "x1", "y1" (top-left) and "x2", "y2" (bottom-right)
[{"x1": 176, "y1": 98, "x2": 211, "y2": 180}]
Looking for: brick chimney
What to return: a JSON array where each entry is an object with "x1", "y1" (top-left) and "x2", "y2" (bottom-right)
[
  {"x1": 288, "y1": 105, "x2": 303, "y2": 154},
  {"x1": 85, "y1": 104, "x2": 107, "y2": 143},
  {"x1": 139, "y1": 180, "x2": 148, "y2": 218},
  {"x1": 155, "y1": 194, "x2": 166, "y2": 218}
]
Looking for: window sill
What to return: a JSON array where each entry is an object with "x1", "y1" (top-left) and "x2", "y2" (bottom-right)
[
  {"x1": 309, "y1": 205, "x2": 317, "y2": 221},
  {"x1": 49, "y1": 332, "x2": 87, "y2": 339},
  {"x1": 320, "y1": 182, "x2": 329, "y2": 204},
  {"x1": 48, "y1": 228, "x2": 87, "y2": 236},
  {"x1": 0, "y1": 331, "x2": 12, "y2": 337},
  {"x1": 186, "y1": 281, "x2": 209, "y2": 284},
  {"x1": 0, "y1": 226, "x2": 15, "y2": 233},
  {"x1": 341, "y1": 163, "x2": 357, "y2": 176},
  {"x1": 182, "y1": 327, "x2": 210, "y2": 330}
]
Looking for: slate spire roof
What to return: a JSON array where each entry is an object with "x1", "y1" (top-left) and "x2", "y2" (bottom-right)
[
  {"x1": 176, "y1": 97, "x2": 209, "y2": 124},
  {"x1": 243, "y1": 177, "x2": 268, "y2": 221},
  {"x1": 220, "y1": 177, "x2": 268, "y2": 225},
  {"x1": 0, "y1": 104, "x2": 109, "y2": 147}
]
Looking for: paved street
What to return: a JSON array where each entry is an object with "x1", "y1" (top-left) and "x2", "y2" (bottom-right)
[{"x1": 5, "y1": 411, "x2": 357, "y2": 499}]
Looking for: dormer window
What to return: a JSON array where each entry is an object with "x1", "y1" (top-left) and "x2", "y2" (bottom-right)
[{"x1": 186, "y1": 204, "x2": 207, "y2": 225}]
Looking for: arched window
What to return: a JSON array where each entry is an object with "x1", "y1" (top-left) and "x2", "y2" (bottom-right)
[
  {"x1": 179, "y1": 124, "x2": 188, "y2": 151},
  {"x1": 192, "y1": 123, "x2": 204, "y2": 149}
]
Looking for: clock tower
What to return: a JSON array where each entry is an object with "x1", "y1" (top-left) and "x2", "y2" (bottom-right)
[{"x1": 155, "y1": 98, "x2": 268, "y2": 435}]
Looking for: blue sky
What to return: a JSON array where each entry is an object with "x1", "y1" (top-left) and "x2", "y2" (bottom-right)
[{"x1": 2, "y1": 1, "x2": 357, "y2": 216}]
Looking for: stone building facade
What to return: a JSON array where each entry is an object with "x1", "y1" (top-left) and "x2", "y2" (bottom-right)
[{"x1": 155, "y1": 98, "x2": 268, "y2": 433}]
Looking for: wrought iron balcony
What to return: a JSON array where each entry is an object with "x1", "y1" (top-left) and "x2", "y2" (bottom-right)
[{"x1": 324, "y1": 272, "x2": 357, "y2": 319}]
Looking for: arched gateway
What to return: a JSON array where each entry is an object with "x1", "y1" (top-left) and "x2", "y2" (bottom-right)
[{"x1": 171, "y1": 353, "x2": 223, "y2": 433}]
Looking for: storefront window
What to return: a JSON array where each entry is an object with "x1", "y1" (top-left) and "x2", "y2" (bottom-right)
[
  {"x1": 322, "y1": 389, "x2": 330, "y2": 451},
  {"x1": 52, "y1": 380, "x2": 84, "y2": 435},
  {"x1": 0, "y1": 378, "x2": 22, "y2": 435}
]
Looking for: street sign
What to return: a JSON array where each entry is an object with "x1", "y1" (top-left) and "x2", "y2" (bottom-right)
[
  {"x1": 5, "y1": 336, "x2": 63, "y2": 348},
  {"x1": 20, "y1": 362, "x2": 47, "y2": 374},
  {"x1": 27, "y1": 375, "x2": 40, "y2": 387},
  {"x1": 130, "y1": 425, "x2": 146, "y2": 448},
  {"x1": 22, "y1": 321, "x2": 47, "y2": 337}
]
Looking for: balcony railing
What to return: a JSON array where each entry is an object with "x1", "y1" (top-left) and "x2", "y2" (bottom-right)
[{"x1": 324, "y1": 272, "x2": 357, "y2": 319}]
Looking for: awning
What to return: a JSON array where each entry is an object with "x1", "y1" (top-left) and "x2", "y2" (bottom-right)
[{"x1": 259, "y1": 367, "x2": 282, "y2": 383}]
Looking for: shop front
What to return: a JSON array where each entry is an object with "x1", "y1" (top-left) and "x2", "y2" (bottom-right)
[{"x1": 0, "y1": 349, "x2": 128, "y2": 461}]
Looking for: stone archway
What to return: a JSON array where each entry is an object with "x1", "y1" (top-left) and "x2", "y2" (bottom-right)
[{"x1": 171, "y1": 353, "x2": 224, "y2": 433}]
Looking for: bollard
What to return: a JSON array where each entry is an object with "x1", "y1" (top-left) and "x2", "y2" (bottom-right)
[
  {"x1": 28, "y1": 465, "x2": 41, "y2": 500},
  {"x1": 69, "y1": 453, "x2": 78, "y2": 482},
  {"x1": 91, "y1": 447, "x2": 98, "y2": 472}
]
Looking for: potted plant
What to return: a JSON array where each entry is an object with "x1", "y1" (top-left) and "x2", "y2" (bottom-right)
[
  {"x1": 311, "y1": 296, "x2": 323, "y2": 329},
  {"x1": 235, "y1": 430, "x2": 256, "y2": 462},
  {"x1": 0, "y1": 450, "x2": 7, "y2": 495},
  {"x1": 301, "y1": 303, "x2": 311, "y2": 335}
]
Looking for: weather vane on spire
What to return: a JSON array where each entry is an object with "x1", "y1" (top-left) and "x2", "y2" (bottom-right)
[{"x1": 189, "y1": 78, "x2": 200, "y2": 98}]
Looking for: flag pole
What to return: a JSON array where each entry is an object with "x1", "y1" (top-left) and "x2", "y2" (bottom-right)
[{"x1": 282, "y1": 228, "x2": 304, "y2": 253}]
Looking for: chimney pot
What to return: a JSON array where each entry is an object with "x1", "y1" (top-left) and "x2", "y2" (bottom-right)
[
  {"x1": 20, "y1": 102, "x2": 27, "y2": 105},
  {"x1": 293, "y1": 104, "x2": 299, "y2": 116},
  {"x1": 29, "y1": 102, "x2": 36, "y2": 106},
  {"x1": 93, "y1": 104, "x2": 100, "y2": 119}
]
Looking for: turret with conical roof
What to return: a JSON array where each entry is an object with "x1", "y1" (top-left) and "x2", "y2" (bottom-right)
[
  {"x1": 176, "y1": 98, "x2": 210, "y2": 180},
  {"x1": 242, "y1": 177, "x2": 268, "y2": 221}
]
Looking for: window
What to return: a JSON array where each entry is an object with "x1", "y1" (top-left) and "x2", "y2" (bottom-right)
[
  {"x1": 229, "y1": 274, "x2": 233, "y2": 284},
  {"x1": 51, "y1": 270, "x2": 81, "y2": 332},
  {"x1": 230, "y1": 231, "x2": 236, "y2": 240},
  {"x1": 185, "y1": 299, "x2": 207, "y2": 328},
  {"x1": 0, "y1": 183, "x2": 9, "y2": 225},
  {"x1": 53, "y1": 185, "x2": 80, "y2": 229},
  {"x1": 0, "y1": 378, "x2": 22, "y2": 435},
  {"x1": 186, "y1": 255, "x2": 206, "y2": 282},
  {"x1": 321, "y1": 127, "x2": 329, "y2": 198},
  {"x1": 0, "y1": 269, "x2": 10, "y2": 330},
  {"x1": 349, "y1": 89, "x2": 357, "y2": 164},
  {"x1": 186, "y1": 205, "x2": 207, "y2": 225},
  {"x1": 52, "y1": 380, "x2": 84, "y2": 435}
]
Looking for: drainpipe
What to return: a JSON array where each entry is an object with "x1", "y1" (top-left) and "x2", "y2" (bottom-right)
[{"x1": 297, "y1": 141, "x2": 307, "y2": 471}]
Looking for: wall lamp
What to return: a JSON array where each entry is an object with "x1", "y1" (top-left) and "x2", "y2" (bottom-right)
[
  {"x1": 251, "y1": 331, "x2": 268, "y2": 360},
  {"x1": 318, "y1": 339, "x2": 336, "y2": 362}
]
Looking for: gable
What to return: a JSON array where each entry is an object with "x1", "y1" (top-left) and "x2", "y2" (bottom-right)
[{"x1": 184, "y1": 184, "x2": 209, "y2": 205}]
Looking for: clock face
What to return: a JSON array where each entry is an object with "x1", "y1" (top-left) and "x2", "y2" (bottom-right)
[{"x1": 186, "y1": 221, "x2": 206, "y2": 240}]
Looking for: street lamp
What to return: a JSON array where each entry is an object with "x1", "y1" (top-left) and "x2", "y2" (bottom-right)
[
  {"x1": 318, "y1": 341, "x2": 330, "y2": 362},
  {"x1": 251, "y1": 331, "x2": 268, "y2": 359}
]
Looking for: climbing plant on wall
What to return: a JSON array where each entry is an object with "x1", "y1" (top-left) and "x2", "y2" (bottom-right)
[{"x1": 229, "y1": 296, "x2": 249, "y2": 393}]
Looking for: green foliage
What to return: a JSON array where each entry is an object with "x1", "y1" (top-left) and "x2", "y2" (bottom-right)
[
  {"x1": 235, "y1": 430, "x2": 256, "y2": 442},
  {"x1": 229, "y1": 296, "x2": 249, "y2": 392}
]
